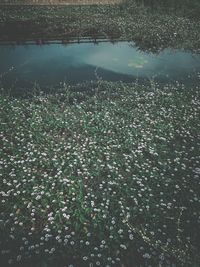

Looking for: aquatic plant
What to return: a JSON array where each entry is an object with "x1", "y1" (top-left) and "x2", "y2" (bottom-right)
[
  {"x1": 0, "y1": 80, "x2": 200, "y2": 266},
  {"x1": 128, "y1": 57, "x2": 148, "y2": 69}
]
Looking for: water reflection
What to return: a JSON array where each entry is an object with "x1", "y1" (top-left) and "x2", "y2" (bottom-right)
[{"x1": 0, "y1": 41, "x2": 200, "y2": 93}]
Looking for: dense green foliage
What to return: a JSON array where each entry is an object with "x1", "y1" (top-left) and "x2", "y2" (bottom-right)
[
  {"x1": 1, "y1": 80, "x2": 200, "y2": 266},
  {"x1": 0, "y1": 1, "x2": 200, "y2": 266},
  {"x1": 0, "y1": 1, "x2": 200, "y2": 52}
]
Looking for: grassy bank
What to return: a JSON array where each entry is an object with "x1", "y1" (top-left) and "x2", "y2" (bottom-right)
[
  {"x1": 0, "y1": 2, "x2": 200, "y2": 52},
  {"x1": 0, "y1": 0, "x2": 122, "y2": 5},
  {"x1": 1, "y1": 80, "x2": 200, "y2": 266}
]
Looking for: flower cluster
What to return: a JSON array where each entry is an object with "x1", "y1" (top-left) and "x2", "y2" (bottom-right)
[{"x1": 0, "y1": 80, "x2": 200, "y2": 266}]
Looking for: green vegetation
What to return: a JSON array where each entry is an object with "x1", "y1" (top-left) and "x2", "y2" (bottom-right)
[
  {"x1": 0, "y1": 1, "x2": 200, "y2": 52},
  {"x1": 125, "y1": 0, "x2": 200, "y2": 16},
  {"x1": 1, "y1": 1, "x2": 200, "y2": 266},
  {"x1": 1, "y1": 80, "x2": 200, "y2": 266}
]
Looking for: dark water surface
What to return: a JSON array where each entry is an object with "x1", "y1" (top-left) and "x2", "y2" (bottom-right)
[{"x1": 0, "y1": 41, "x2": 200, "y2": 94}]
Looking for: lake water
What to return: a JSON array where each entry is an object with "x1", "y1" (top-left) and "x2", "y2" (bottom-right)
[{"x1": 0, "y1": 41, "x2": 200, "y2": 94}]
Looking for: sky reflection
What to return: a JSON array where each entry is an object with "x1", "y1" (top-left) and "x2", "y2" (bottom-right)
[{"x1": 0, "y1": 41, "x2": 200, "y2": 89}]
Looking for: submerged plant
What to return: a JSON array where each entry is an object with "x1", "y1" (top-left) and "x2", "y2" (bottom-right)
[{"x1": 128, "y1": 57, "x2": 148, "y2": 69}]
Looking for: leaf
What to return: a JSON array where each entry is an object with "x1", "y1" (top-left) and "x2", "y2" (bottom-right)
[
  {"x1": 91, "y1": 213, "x2": 96, "y2": 219},
  {"x1": 16, "y1": 209, "x2": 20, "y2": 214},
  {"x1": 83, "y1": 226, "x2": 88, "y2": 233},
  {"x1": 128, "y1": 56, "x2": 148, "y2": 69}
]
